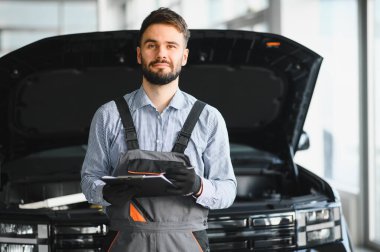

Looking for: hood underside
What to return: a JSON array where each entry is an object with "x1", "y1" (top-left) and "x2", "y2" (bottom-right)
[{"x1": 0, "y1": 30, "x2": 322, "y2": 160}]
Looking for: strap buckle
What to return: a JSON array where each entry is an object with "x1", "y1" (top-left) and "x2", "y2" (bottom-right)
[
  {"x1": 125, "y1": 126, "x2": 138, "y2": 141},
  {"x1": 176, "y1": 131, "x2": 191, "y2": 147}
]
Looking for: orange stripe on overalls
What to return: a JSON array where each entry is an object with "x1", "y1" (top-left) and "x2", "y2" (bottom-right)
[{"x1": 129, "y1": 203, "x2": 147, "y2": 222}]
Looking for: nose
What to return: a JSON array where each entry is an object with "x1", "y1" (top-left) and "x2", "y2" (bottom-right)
[{"x1": 156, "y1": 45, "x2": 167, "y2": 59}]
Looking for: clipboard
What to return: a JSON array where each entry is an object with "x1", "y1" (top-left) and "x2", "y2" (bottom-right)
[{"x1": 101, "y1": 174, "x2": 176, "y2": 197}]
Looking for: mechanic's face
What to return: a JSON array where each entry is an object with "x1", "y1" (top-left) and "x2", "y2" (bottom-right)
[{"x1": 137, "y1": 24, "x2": 189, "y2": 85}]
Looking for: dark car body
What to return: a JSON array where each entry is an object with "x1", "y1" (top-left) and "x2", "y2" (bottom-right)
[{"x1": 0, "y1": 30, "x2": 352, "y2": 251}]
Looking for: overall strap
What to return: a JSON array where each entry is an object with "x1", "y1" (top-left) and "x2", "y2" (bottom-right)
[
  {"x1": 172, "y1": 100, "x2": 207, "y2": 153},
  {"x1": 114, "y1": 97, "x2": 139, "y2": 150}
]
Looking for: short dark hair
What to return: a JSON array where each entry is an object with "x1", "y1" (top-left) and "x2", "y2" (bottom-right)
[{"x1": 138, "y1": 7, "x2": 190, "y2": 46}]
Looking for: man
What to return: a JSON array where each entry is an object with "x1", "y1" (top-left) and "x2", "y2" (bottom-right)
[{"x1": 81, "y1": 7, "x2": 236, "y2": 251}]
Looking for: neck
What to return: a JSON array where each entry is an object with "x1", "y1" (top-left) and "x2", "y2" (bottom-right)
[{"x1": 142, "y1": 78, "x2": 178, "y2": 113}]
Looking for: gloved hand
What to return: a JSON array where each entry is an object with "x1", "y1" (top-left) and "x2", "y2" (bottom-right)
[
  {"x1": 165, "y1": 164, "x2": 202, "y2": 196},
  {"x1": 102, "y1": 183, "x2": 139, "y2": 206}
]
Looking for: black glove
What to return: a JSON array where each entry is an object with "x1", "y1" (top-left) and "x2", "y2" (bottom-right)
[
  {"x1": 102, "y1": 183, "x2": 139, "y2": 206},
  {"x1": 165, "y1": 164, "x2": 202, "y2": 196}
]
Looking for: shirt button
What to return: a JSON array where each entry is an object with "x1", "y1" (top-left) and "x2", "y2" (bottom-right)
[{"x1": 156, "y1": 140, "x2": 160, "y2": 143}]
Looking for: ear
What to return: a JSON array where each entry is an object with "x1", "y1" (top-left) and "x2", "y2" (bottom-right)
[
  {"x1": 182, "y1": 48, "x2": 189, "y2": 66},
  {"x1": 137, "y1": 47, "x2": 142, "y2": 64}
]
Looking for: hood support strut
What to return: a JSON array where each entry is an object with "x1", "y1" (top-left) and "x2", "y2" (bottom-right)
[{"x1": 285, "y1": 143, "x2": 299, "y2": 189}]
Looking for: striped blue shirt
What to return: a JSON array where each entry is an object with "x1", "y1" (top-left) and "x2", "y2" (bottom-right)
[{"x1": 81, "y1": 86, "x2": 237, "y2": 209}]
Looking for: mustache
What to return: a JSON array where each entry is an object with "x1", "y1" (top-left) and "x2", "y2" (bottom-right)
[{"x1": 149, "y1": 60, "x2": 172, "y2": 67}]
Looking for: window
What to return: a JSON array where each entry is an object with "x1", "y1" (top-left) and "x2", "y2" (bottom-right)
[
  {"x1": 367, "y1": 0, "x2": 380, "y2": 246},
  {"x1": 281, "y1": 0, "x2": 360, "y2": 192},
  {"x1": 0, "y1": 1, "x2": 97, "y2": 56}
]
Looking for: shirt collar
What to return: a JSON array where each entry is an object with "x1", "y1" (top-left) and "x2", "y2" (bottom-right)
[
  {"x1": 167, "y1": 88, "x2": 186, "y2": 110},
  {"x1": 132, "y1": 85, "x2": 187, "y2": 111},
  {"x1": 131, "y1": 86, "x2": 153, "y2": 111}
]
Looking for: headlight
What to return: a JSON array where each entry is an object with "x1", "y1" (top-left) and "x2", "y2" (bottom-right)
[
  {"x1": 0, "y1": 223, "x2": 36, "y2": 235},
  {"x1": 306, "y1": 209, "x2": 330, "y2": 223},
  {"x1": 0, "y1": 244, "x2": 35, "y2": 252},
  {"x1": 0, "y1": 222, "x2": 49, "y2": 251},
  {"x1": 296, "y1": 206, "x2": 342, "y2": 248}
]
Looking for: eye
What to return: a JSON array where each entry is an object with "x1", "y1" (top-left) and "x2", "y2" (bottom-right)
[
  {"x1": 168, "y1": 44, "x2": 177, "y2": 49},
  {"x1": 146, "y1": 43, "x2": 156, "y2": 49}
]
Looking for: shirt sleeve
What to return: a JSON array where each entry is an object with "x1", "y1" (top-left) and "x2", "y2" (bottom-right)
[
  {"x1": 195, "y1": 108, "x2": 237, "y2": 209},
  {"x1": 81, "y1": 105, "x2": 112, "y2": 206}
]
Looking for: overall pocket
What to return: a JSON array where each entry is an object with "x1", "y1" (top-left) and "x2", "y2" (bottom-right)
[{"x1": 129, "y1": 198, "x2": 154, "y2": 222}]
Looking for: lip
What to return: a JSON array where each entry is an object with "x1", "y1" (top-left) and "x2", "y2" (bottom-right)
[{"x1": 151, "y1": 62, "x2": 171, "y2": 68}]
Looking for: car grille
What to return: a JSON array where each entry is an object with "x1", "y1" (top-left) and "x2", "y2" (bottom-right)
[
  {"x1": 207, "y1": 212, "x2": 296, "y2": 251},
  {"x1": 52, "y1": 223, "x2": 107, "y2": 251}
]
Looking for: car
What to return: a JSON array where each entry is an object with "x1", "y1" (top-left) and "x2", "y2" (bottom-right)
[{"x1": 0, "y1": 29, "x2": 353, "y2": 251}]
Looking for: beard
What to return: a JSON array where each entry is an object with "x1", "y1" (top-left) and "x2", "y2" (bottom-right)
[{"x1": 141, "y1": 58, "x2": 182, "y2": 85}]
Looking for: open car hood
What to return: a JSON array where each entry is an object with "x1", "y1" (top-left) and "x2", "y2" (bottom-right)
[{"x1": 0, "y1": 30, "x2": 322, "y2": 161}]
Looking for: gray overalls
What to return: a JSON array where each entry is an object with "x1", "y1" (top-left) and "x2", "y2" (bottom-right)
[{"x1": 104, "y1": 97, "x2": 210, "y2": 252}]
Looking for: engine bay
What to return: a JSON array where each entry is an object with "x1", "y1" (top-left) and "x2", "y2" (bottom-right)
[{"x1": 0, "y1": 144, "x2": 325, "y2": 210}]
